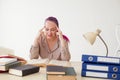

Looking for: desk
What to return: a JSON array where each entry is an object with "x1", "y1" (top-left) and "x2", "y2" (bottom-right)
[{"x1": 0, "y1": 61, "x2": 109, "y2": 80}]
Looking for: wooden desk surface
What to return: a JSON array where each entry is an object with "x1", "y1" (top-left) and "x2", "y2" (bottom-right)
[{"x1": 0, "y1": 61, "x2": 109, "y2": 80}]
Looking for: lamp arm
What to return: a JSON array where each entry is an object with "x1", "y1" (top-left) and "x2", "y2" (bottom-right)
[{"x1": 98, "y1": 35, "x2": 108, "y2": 56}]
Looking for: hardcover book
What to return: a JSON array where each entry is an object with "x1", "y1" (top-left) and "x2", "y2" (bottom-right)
[
  {"x1": 46, "y1": 65, "x2": 65, "y2": 75},
  {"x1": 0, "y1": 55, "x2": 27, "y2": 65},
  {"x1": 0, "y1": 58, "x2": 17, "y2": 65},
  {"x1": 0, "y1": 61, "x2": 21, "y2": 71},
  {"x1": 47, "y1": 67, "x2": 76, "y2": 80},
  {"x1": 9, "y1": 64, "x2": 40, "y2": 76}
]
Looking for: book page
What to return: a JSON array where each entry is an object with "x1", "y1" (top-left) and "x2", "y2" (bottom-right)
[
  {"x1": 27, "y1": 58, "x2": 50, "y2": 67},
  {"x1": 48, "y1": 60, "x2": 71, "y2": 67},
  {"x1": 27, "y1": 59, "x2": 71, "y2": 67}
]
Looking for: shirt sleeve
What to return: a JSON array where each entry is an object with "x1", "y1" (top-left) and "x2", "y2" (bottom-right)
[
  {"x1": 30, "y1": 45, "x2": 40, "y2": 59},
  {"x1": 60, "y1": 40, "x2": 71, "y2": 61},
  {"x1": 29, "y1": 33, "x2": 44, "y2": 59}
]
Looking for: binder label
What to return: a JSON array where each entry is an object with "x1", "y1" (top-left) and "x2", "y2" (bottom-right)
[
  {"x1": 86, "y1": 71, "x2": 107, "y2": 78},
  {"x1": 87, "y1": 65, "x2": 108, "y2": 71},
  {"x1": 97, "y1": 57, "x2": 120, "y2": 63}
]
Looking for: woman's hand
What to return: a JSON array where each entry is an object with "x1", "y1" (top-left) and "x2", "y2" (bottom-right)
[
  {"x1": 56, "y1": 27, "x2": 63, "y2": 37},
  {"x1": 56, "y1": 27, "x2": 66, "y2": 48}
]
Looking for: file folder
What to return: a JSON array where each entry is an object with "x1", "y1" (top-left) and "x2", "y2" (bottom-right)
[
  {"x1": 81, "y1": 70, "x2": 120, "y2": 79},
  {"x1": 82, "y1": 62, "x2": 120, "y2": 73},
  {"x1": 82, "y1": 54, "x2": 120, "y2": 64}
]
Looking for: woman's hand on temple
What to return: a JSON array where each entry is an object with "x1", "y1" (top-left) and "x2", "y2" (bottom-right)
[
  {"x1": 56, "y1": 27, "x2": 66, "y2": 48},
  {"x1": 56, "y1": 27, "x2": 63, "y2": 37}
]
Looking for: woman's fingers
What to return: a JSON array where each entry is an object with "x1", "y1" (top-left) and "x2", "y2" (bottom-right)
[{"x1": 56, "y1": 27, "x2": 62, "y2": 35}]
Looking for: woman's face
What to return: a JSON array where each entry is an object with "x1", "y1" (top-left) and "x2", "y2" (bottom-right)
[{"x1": 44, "y1": 20, "x2": 58, "y2": 39}]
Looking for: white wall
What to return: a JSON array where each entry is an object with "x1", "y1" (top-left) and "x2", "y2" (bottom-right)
[{"x1": 0, "y1": 0, "x2": 120, "y2": 61}]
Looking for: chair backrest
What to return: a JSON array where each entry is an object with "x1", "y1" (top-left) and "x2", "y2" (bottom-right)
[{"x1": 0, "y1": 46, "x2": 14, "y2": 55}]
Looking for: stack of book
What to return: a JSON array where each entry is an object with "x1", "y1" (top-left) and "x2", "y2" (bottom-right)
[
  {"x1": 46, "y1": 65, "x2": 76, "y2": 80},
  {"x1": 81, "y1": 54, "x2": 120, "y2": 79},
  {"x1": 0, "y1": 57, "x2": 21, "y2": 72},
  {"x1": 0, "y1": 55, "x2": 40, "y2": 77}
]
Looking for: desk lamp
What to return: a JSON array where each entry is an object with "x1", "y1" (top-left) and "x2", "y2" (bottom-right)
[{"x1": 83, "y1": 29, "x2": 108, "y2": 56}]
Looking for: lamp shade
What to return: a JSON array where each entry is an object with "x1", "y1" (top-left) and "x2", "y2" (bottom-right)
[
  {"x1": 83, "y1": 32, "x2": 97, "y2": 45},
  {"x1": 83, "y1": 29, "x2": 108, "y2": 56},
  {"x1": 83, "y1": 29, "x2": 101, "y2": 45}
]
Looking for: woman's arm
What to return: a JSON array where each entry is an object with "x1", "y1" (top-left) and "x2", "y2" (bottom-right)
[
  {"x1": 30, "y1": 28, "x2": 44, "y2": 59},
  {"x1": 30, "y1": 45, "x2": 39, "y2": 59},
  {"x1": 60, "y1": 37, "x2": 71, "y2": 61},
  {"x1": 56, "y1": 27, "x2": 71, "y2": 61}
]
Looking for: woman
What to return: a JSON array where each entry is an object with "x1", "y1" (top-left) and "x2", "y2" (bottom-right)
[{"x1": 30, "y1": 16, "x2": 71, "y2": 61}]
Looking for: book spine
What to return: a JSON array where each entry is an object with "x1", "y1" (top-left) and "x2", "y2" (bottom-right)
[
  {"x1": 81, "y1": 70, "x2": 120, "y2": 79},
  {"x1": 82, "y1": 62, "x2": 120, "y2": 73},
  {"x1": 82, "y1": 54, "x2": 120, "y2": 64},
  {"x1": 22, "y1": 67, "x2": 39, "y2": 76}
]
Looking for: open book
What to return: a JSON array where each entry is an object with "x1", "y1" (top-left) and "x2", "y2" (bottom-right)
[{"x1": 27, "y1": 59, "x2": 71, "y2": 67}]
